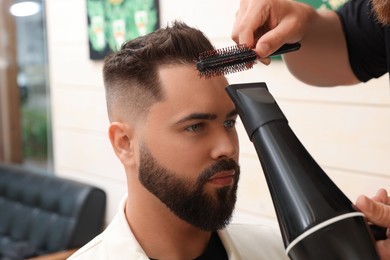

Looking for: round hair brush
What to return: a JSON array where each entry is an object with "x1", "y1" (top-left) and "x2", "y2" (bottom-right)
[{"x1": 197, "y1": 43, "x2": 301, "y2": 78}]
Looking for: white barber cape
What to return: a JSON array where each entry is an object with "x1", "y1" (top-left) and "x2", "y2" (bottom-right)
[{"x1": 68, "y1": 196, "x2": 288, "y2": 260}]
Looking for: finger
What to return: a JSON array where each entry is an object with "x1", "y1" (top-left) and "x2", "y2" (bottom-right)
[
  {"x1": 234, "y1": 1, "x2": 272, "y2": 48},
  {"x1": 255, "y1": 17, "x2": 303, "y2": 57},
  {"x1": 256, "y1": 31, "x2": 284, "y2": 58},
  {"x1": 356, "y1": 195, "x2": 390, "y2": 227},
  {"x1": 372, "y1": 188, "x2": 389, "y2": 204},
  {"x1": 376, "y1": 239, "x2": 390, "y2": 260},
  {"x1": 232, "y1": 7, "x2": 246, "y2": 44},
  {"x1": 232, "y1": 0, "x2": 253, "y2": 44},
  {"x1": 258, "y1": 57, "x2": 271, "y2": 65}
]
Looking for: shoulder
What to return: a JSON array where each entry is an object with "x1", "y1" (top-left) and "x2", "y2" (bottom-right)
[
  {"x1": 337, "y1": 0, "x2": 388, "y2": 81},
  {"x1": 225, "y1": 223, "x2": 283, "y2": 245},
  {"x1": 337, "y1": 0, "x2": 381, "y2": 30},
  {"x1": 67, "y1": 234, "x2": 107, "y2": 259},
  {"x1": 337, "y1": 0, "x2": 370, "y2": 16},
  {"x1": 223, "y1": 223, "x2": 288, "y2": 260},
  {"x1": 68, "y1": 208, "x2": 148, "y2": 260}
]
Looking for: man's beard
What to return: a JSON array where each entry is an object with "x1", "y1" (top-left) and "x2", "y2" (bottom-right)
[
  {"x1": 138, "y1": 144, "x2": 240, "y2": 231},
  {"x1": 371, "y1": 0, "x2": 390, "y2": 26}
]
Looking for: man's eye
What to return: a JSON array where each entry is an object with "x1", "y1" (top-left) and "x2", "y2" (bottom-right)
[
  {"x1": 224, "y1": 119, "x2": 236, "y2": 129},
  {"x1": 186, "y1": 123, "x2": 203, "y2": 132}
]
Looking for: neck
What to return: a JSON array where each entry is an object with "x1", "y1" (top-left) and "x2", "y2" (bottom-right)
[{"x1": 125, "y1": 183, "x2": 212, "y2": 260}]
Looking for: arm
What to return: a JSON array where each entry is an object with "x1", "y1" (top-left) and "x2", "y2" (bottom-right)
[
  {"x1": 356, "y1": 189, "x2": 390, "y2": 259},
  {"x1": 231, "y1": 0, "x2": 360, "y2": 86}
]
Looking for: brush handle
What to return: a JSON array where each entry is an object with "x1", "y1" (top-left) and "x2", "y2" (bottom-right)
[{"x1": 270, "y1": 42, "x2": 301, "y2": 56}]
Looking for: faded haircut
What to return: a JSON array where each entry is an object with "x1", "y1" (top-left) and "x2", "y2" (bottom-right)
[{"x1": 103, "y1": 21, "x2": 215, "y2": 122}]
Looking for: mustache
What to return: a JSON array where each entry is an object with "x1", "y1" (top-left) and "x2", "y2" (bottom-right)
[{"x1": 198, "y1": 159, "x2": 240, "y2": 184}]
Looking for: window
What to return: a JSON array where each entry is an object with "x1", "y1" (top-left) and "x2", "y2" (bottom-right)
[{"x1": 0, "y1": 0, "x2": 52, "y2": 173}]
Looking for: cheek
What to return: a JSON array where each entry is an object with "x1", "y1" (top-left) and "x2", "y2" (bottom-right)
[
  {"x1": 233, "y1": 130, "x2": 240, "y2": 155},
  {"x1": 146, "y1": 132, "x2": 209, "y2": 177}
]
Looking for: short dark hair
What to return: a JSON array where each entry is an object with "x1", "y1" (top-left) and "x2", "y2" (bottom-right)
[{"x1": 103, "y1": 21, "x2": 215, "y2": 122}]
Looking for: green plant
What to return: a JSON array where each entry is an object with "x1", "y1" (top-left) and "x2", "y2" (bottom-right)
[{"x1": 21, "y1": 107, "x2": 48, "y2": 158}]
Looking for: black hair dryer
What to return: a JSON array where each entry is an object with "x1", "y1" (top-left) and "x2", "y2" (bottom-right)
[{"x1": 226, "y1": 82, "x2": 379, "y2": 259}]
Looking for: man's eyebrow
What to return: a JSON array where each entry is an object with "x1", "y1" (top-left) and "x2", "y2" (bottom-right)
[
  {"x1": 175, "y1": 109, "x2": 237, "y2": 125},
  {"x1": 175, "y1": 113, "x2": 217, "y2": 124},
  {"x1": 226, "y1": 109, "x2": 238, "y2": 118}
]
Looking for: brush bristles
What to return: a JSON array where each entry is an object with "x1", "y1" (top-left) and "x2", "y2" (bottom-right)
[{"x1": 197, "y1": 44, "x2": 257, "y2": 78}]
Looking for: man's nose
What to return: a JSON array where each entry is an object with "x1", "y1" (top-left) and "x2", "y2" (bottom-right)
[{"x1": 210, "y1": 130, "x2": 238, "y2": 160}]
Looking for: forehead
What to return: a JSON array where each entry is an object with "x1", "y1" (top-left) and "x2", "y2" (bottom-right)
[
  {"x1": 156, "y1": 64, "x2": 232, "y2": 110},
  {"x1": 143, "y1": 64, "x2": 235, "y2": 126}
]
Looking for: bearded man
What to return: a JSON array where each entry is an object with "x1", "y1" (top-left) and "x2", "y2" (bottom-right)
[{"x1": 68, "y1": 21, "x2": 287, "y2": 260}]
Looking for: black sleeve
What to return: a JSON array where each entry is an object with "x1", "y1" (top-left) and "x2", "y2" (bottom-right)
[{"x1": 337, "y1": 0, "x2": 387, "y2": 82}]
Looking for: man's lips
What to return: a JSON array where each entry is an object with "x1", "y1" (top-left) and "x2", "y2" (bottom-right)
[{"x1": 207, "y1": 170, "x2": 236, "y2": 186}]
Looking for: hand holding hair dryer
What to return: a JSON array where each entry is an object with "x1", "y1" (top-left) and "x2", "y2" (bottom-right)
[{"x1": 226, "y1": 82, "x2": 379, "y2": 259}]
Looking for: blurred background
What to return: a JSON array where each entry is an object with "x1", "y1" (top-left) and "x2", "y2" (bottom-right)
[{"x1": 0, "y1": 0, "x2": 389, "y2": 227}]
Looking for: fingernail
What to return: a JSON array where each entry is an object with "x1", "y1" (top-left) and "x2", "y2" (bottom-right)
[{"x1": 357, "y1": 195, "x2": 372, "y2": 213}]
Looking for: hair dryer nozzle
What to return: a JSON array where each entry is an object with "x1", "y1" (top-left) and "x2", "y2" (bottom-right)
[{"x1": 226, "y1": 82, "x2": 379, "y2": 259}]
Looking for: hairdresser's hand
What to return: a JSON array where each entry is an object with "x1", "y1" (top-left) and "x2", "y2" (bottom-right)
[
  {"x1": 356, "y1": 189, "x2": 390, "y2": 259},
  {"x1": 231, "y1": 0, "x2": 314, "y2": 64}
]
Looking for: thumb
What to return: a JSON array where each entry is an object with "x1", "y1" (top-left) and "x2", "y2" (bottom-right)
[{"x1": 356, "y1": 195, "x2": 390, "y2": 227}]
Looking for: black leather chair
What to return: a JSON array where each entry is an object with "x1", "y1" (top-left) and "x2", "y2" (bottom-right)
[{"x1": 0, "y1": 163, "x2": 106, "y2": 259}]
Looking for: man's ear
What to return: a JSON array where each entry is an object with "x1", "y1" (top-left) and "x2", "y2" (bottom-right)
[{"x1": 108, "y1": 122, "x2": 136, "y2": 168}]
